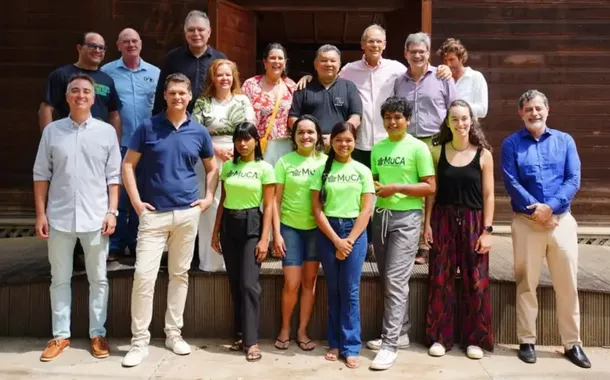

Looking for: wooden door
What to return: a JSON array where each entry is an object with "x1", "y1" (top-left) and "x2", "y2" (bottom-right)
[{"x1": 208, "y1": 0, "x2": 257, "y2": 80}]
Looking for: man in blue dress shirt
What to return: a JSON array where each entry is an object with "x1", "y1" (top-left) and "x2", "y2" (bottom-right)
[
  {"x1": 102, "y1": 28, "x2": 160, "y2": 259},
  {"x1": 501, "y1": 89, "x2": 590, "y2": 369}
]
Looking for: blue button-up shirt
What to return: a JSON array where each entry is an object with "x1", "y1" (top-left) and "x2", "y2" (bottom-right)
[
  {"x1": 501, "y1": 127, "x2": 581, "y2": 215},
  {"x1": 33, "y1": 116, "x2": 122, "y2": 233},
  {"x1": 129, "y1": 113, "x2": 214, "y2": 211},
  {"x1": 101, "y1": 58, "x2": 160, "y2": 147}
]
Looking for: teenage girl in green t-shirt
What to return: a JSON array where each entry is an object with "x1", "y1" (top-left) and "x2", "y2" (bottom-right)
[
  {"x1": 272, "y1": 115, "x2": 327, "y2": 351},
  {"x1": 310, "y1": 122, "x2": 375, "y2": 369},
  {"x1": 211, "y1": 122, "x2": 276, "y2": 362}
]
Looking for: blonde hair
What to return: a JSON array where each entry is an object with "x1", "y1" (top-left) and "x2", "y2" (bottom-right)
[{"x1": 201, "y1": 59, "x2": 243, "y2": 98}]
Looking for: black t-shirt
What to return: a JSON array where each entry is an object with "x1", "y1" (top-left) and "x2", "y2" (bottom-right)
[
  {"x1": 42, "y1": 64, "x2": 122, "y2": 121},
  {"x1": 152, "y1": 45, "x2": 227, "y2": 115},
  {"x1": 289, "y1": 77, "x2": 363, "y2": 134}
]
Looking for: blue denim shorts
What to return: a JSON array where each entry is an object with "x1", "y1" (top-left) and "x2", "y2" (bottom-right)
[{"x1": 280, "y1": 223, "x2": 318, "y2": 267}]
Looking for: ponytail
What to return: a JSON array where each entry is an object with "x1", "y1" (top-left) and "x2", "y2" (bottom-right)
[{"x1": 319, "y1": 148, "x2": 335, "y2": 205}]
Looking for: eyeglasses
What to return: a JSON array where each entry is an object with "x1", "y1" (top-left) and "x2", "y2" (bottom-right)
[{"x1": 83, "y1": 42, "x2": 107, "y2": 52}]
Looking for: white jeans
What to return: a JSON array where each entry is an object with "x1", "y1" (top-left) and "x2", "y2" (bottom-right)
[
  {"x1": 48, "y1": 227, "x2": 109, "y2": 339},
  {"x1": 130, "y1": 207, "x2": 201, "y2": 346}
]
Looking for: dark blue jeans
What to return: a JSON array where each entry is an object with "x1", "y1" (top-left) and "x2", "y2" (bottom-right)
[
  {"x1": 110, "y1": 146, "x2": 139, "y2": 253},
  {"x1": 317, "y1": 217, "x2": 367, "y2": 357}
]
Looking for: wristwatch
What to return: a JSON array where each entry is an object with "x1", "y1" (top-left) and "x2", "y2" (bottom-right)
[
  {"x1": 106, "y1": 209, "x2": 119, "y2": 217},
  {"x1": 483, "y1": 225, "x2": 493, "y2": 233}
]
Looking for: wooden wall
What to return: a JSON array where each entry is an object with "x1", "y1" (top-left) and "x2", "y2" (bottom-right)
[
  {"x1": 431, "y1": 0, "x2": 610, "y2": 224},
  {"x1": 0, "y1": 0, "x2": 209, "y2": 216}
]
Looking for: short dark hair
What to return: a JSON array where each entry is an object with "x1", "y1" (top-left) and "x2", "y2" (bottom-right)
[
  {"x1": 232, "y1": 122, "x2": 263, "y2": 163},
  {"x1": 164, "y1": 73, "x2": 192, "y2": 92},
  {"x1": 380, "y1": 96, "x2": 413, "y2": 119},
  {"x1": 66, "y1": 73, "x2": 95, "y2": 92},
  {"x1": 517, "y1": 89, "x2": 549, "y2": 110}
]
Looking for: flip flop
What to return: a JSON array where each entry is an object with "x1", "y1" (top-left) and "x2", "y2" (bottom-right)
[
  {"x1": 246, "y1": 345, "x2": 262, "y2": 362},
  {"x1": 274, "y1": 338, "x2": 290, "y2": 350},
  {"x1": 325, "y1": 349, "x2": 338, "y2": 361},
  {"x1": 229, "y1": 339, "x2": 243, "y2": 352},
  {"x1": 297, "y1": 340, "x2": 316, "y2": 351},
  {"x1": 345, "y1": 356, "x2": 360, "y2": 369}
]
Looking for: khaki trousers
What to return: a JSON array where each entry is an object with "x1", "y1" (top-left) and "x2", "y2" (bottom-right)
[
  {"x1": 511, "y1": 212, "x2": 581, "y2": 348},
  {"x1": 130, "y1": 207, "x2": 201, "y2": 346}
]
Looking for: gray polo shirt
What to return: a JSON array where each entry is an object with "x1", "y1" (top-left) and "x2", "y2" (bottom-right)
[{"x1": 33, "y1": 116, "x2": 122, "y2": 233}]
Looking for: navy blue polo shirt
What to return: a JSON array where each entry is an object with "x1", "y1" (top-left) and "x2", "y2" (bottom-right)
[
  {"x1": 289, "y1": 77, "x2": 362, "y2": 134},
  {"x1": 129, "y1": 113, "x2": 214, "y2": 211}
]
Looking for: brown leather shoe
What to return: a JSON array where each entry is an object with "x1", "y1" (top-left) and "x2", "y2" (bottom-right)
[
  {"x1": 91, "y1": 336, "x2": 110, "y2": 358},
  {"x1": 40, "y1": 338, "x2": 70, "y2": 361}
]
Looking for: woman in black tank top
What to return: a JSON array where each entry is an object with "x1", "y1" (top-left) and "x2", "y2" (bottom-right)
[{"x1": 423, "y1": 100, "x2": 495, "y2": 359}]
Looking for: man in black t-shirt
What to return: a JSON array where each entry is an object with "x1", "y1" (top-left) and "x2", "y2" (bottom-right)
[
  {"x1": 39, "y1": 32, "x2": 122, "y2": 139},
  {"x1": 288, "y1": 44, "x2": 362, "y2": 147}
]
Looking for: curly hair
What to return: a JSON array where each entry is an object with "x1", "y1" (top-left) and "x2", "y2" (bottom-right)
[
  {"x1": 380, "y1": 96, "x2": 413, "y2": 119},
  {"x1": 432, "y1": 100, "x2": 492, "y2": 151},
  {"x1": 436, "y1": 38, "x2": 468, "y2": 64},
  {"x1": 201, "y1": 59, "x2": 243, "y2": 99}
]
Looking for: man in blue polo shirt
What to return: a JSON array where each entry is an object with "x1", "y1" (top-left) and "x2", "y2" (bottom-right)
[
  {"x1": 121, "y1": 73, "x2": 219, "y2": 368},
  {"x1": 102, "y1": 28, "x2": 160, "y2": 259},
  {"x1": 502, "y1": 89, "x2": 590, "y2": 369}
]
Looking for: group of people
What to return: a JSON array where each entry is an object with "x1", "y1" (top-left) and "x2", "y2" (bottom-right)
[{"x1": 33, "y1": 8, "x2": 591, "y2": 372}]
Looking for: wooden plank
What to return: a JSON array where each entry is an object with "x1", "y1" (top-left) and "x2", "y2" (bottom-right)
[
  {"x1": 421, "y1": 0, "x2": 432, "y2": 35},
  {"x1": 28, "y1": 282, "x2": 51, "y2": 337},
  {"x1": 8, "y1": 283, "x2": 30, "y2": 336},
  {"x1": 0, "y1": 286, "x2": 9, "y2": 335},
  {"x1": 70, "y1": 275, "x2": 89, "y2": 338},
  {"x1": 232, "y1": 0, "x2": 403, "y2": 11}
]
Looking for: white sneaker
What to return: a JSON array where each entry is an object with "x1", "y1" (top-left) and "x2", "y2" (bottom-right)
[
  {"x1": 366, "y1": 334, "x2": 410, "y2": 350},
  {"x1": 370, "y1": 348, "x2": 398, "y2": 370},
  {"x1": 428, "y1": 342, "x2": 446, "y2": 357},
  {"x1": 122, "y1": 345, "x2": 149, "y2": 367},
  {"x1": 466, "y1": 345, "x2": 483, "y2": 360},
  {"x1": 165, "y1": 335, "x2": 191, "y2": 355}
]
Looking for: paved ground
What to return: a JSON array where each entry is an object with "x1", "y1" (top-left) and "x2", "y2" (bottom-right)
[{"x1": 0, "y1": 338, "x2": 608, "y2": 380}]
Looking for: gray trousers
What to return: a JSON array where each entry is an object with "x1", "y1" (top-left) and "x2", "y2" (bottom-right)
[{"x1": 373, "y1": 208, "x2": 421, "y2": 351}]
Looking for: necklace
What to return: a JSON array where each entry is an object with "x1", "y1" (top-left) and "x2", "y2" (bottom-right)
[{"x1": 451, "y1": 141, "x2": 471, "y2": 152}]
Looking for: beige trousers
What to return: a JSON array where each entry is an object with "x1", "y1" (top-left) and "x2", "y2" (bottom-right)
[
  {"x1": 130, "y1": 207, "x2": 201, "y2": 346},
  {"x1": 511, "y1": 212, "x2": 581, "y2": 348}
]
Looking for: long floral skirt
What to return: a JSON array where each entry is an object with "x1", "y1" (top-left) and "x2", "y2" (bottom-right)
[{"x1": 425, "y1": 204, "x2": 494, "y2": 352}]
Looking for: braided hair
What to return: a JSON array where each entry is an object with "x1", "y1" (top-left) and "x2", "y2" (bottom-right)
[{"x1": 319, "y1": 121, "x2": 357, "y2": 204}]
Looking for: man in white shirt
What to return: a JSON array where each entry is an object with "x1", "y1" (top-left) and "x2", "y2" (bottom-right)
[
  {"x1": 436, "y1": 38, "x2": 488, "y2": 118},
  {"x1": 33, "y1": 73, "x2": 121, "y2": 362}
]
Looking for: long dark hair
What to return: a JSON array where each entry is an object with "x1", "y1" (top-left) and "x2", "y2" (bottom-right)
[
  {"x1": 319, "y1": 122, "x2": 357, "y2": 204},
  {"x1": 431, "y1": 99, "x2": 492, "y2": 151},
  {"x1": 290, "y1": 114, "x2": 324, "y2": 153},
  {"x1": 262, "y1": 42, "x2": 288, "y2": 78},
  {"x1": 232, "y1": 122, "x2": 263, "y2": 164}
]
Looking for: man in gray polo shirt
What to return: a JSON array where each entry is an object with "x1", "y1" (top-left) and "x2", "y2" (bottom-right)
[
  {"x1": 394, "y1": 32, "x2": 457, "y2": 264},
  {"x1": 33, "y1": 73, "x2": 121, "y2": 362}
]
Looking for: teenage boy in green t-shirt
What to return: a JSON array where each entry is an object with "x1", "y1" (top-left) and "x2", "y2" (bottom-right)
[{"x1": 367, "y1": 96, "x2": 436, "y2": 370}]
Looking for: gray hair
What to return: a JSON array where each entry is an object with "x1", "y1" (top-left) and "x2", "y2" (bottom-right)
[
  {"x1": 361, "y1": 24, "x2": 386, "y2": 41},
  {"x1": 184, "y1": 10, "x2": 210, "y2": 30},
  {"x1": 316, "y1": 44, "x2": 341, "y2": 59},
  {"x1": 518, "y1": 89, "x2": 549, "y2": 109},
  {"x1": 404, "y1": 32, "x2": 431, "y2": 51}
]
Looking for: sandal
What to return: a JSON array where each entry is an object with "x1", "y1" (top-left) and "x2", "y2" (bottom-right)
[
  {"x1": 246, "y1": 344, "x2": 262, "y2": 362},
  {"x1": 297, "y1": 339, "x2": 316, "y2": 351},
  {"x1": 274, "y1": 338, "x2": 290, "y2": 350},
  {"x1": 345, "y1": 356, "x2": 360, "y2": 369},
  {"x1": 325, "y1": 348, "x2": 339, "y2": 361},
  {"x1": 229, "y1": 339, "x2": 243, "y2": 352}
]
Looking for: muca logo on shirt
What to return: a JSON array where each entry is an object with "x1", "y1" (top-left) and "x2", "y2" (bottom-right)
[
  {"x1": 377, "y1": 156, "x2": 406, "y2": 167},
  {"x1": 288, "y1": 168, "x2": 316, "y2": 177},
  {"x1": 326, "y1": 173, "x2": 361, "y2": 184},
  {"x1": 227, "y1": 170, "x2": 259, "y2": 179}
]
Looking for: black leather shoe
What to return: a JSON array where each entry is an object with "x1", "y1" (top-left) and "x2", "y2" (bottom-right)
[
  {"x1": 565, "y1": 345, "x2": 591, "y2": 368},
  {"x1": 518, "y1": 344, "x2": 536, "y2": 364}
]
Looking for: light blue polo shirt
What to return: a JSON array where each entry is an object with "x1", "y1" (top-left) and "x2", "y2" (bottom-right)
[{"x1": 102, "y1": 58, "x2": 160, "y2": 147}]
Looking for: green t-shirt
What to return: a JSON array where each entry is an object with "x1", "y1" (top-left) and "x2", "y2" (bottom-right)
[
  {"x1": 275, "y1": 151, "x2": 327, "y2": 230},
  {"x1": 221, "y1": 159, "x2": 276, "y2": 210},
  {"x1": 310, "y1": 159, "x2": 375, "y2": 218},
  {"x1": 371, "y1": 134, "x2": 435, "y2": 211}
]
